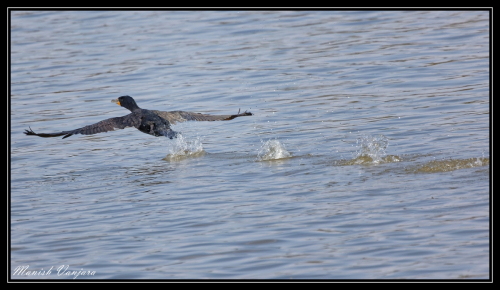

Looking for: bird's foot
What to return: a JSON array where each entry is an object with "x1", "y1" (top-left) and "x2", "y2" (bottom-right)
[{"x1": 160, "y1": 129, "x2": 179, "y2": 139}]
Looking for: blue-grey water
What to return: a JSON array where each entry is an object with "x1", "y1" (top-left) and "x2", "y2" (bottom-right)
[{"x1": 10, "y1": 10, "x2": 490, "y2": 279}]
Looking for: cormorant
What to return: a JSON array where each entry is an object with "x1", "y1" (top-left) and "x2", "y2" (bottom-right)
[{"x1": 24, "y1": 96, "x2": 252, "y2": 139}]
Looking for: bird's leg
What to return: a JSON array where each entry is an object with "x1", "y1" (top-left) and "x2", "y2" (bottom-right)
[{"x1": 158, "y1": 128, "x2": 178, "y2": 139}]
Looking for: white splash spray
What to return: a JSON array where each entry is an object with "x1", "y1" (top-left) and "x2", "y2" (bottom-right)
[
  {"x1": 163, "y1": 133, "x2": 204, "y2": 161},
  {"x1": 257, "y1": 138, "x2": 291, "y2": 161},
  {"x1": 354, "y1": 134, "x2": 389, "y2": 164}
]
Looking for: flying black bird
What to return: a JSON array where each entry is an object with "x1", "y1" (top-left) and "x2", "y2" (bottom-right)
[{"x1": 24, "y1": 96, "x2": 252, "y2": 139}]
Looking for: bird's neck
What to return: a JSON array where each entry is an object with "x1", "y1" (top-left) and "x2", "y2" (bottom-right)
[{"x1": 125, "y1": 104, "x2": 141, "y2": 112}]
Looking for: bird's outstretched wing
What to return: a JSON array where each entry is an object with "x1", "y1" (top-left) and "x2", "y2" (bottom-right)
[
  {"x1": 152, "y1": 109, "x2": 253, "y2": 125},
  {"x1": 24, "y1": 113, "x2": 142, "y2": 139}
]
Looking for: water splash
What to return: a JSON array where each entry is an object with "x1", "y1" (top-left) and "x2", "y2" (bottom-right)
[
  {"x1": 163, "y1": 134, "x2": 204, "y2": 161},
  {"x1": 257, "y1": 138, "x2": 291, "y2": 161},
  {"x1": 352, "y1": 134, "x2": 391, "y2": 164}
]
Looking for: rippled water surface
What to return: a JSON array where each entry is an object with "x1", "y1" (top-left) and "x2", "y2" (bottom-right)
[{"x1": 10, "y1": 10, "x2": 490, "y2": 279}]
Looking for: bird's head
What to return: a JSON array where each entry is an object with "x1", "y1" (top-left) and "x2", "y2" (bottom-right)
[{"x1": 112, "y1": 95, "x2": 140, "y2": 112}]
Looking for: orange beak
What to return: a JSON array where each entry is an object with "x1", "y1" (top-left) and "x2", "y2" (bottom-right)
[{"x1": 111, "y1": 99, "x2": 121, "y2": 106}]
